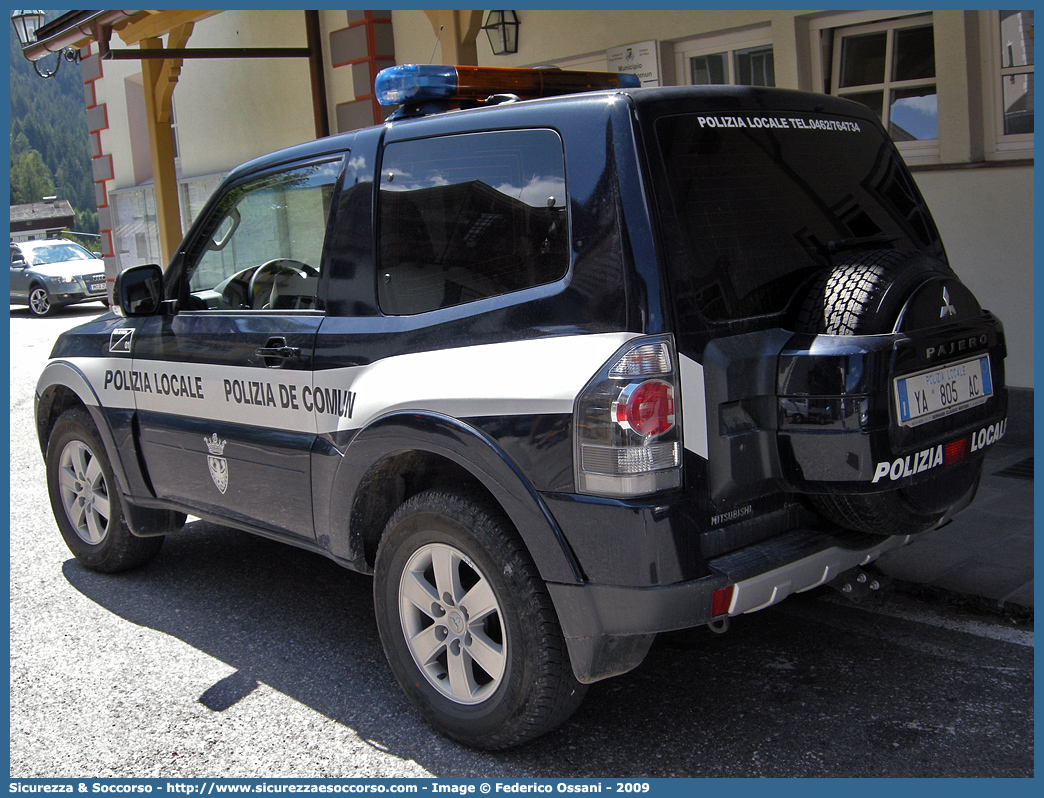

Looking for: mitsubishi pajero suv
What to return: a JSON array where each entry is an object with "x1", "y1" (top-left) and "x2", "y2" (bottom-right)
[{"x1": 36, "y1": 65, "x2": 1007, "y2": 749}]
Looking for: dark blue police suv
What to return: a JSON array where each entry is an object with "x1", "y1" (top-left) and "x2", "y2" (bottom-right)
[{"x1": 35, "y1": 65, "x2": 1007, "y2": 749}]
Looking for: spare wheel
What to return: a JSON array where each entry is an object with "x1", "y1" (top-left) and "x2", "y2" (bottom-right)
[{"x1": 796, "y1": 249, "x2": 987, "y2": 535}]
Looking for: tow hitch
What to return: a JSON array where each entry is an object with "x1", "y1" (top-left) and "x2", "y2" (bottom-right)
[{"x1": 828, "y1": 566, "x2": 890, "y2": 601}]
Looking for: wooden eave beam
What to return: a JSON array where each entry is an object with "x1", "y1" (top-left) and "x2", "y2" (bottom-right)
[{"x1": 116, "y1": 10, "x2": 219, "y2": 46}]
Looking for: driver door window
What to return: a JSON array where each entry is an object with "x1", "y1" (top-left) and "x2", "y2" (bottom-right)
[{"x1": 186, "y1": 159, "x2": 341, "y2": 311}]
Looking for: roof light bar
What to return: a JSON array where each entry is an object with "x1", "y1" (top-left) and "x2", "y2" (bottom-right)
[{"x1": 375, "y1": 64, "x2": 641, "y2": 107}]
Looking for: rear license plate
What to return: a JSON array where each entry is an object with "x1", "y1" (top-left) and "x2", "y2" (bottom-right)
[{"x1": 895, "y1": 355, "x2": 993, "y2": 427}]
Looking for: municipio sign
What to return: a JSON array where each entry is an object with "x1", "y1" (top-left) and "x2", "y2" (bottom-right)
[{"x1": 607, "y1": 40, "x2": 659, "y2": 87}]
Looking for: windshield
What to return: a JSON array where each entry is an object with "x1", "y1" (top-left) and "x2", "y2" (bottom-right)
[
  {"x1": 652, "y1": 110, "x2": 944, "y2": 323},
  {"x1": 26, "y1": 242, "x2": 95, "y2": 266}
]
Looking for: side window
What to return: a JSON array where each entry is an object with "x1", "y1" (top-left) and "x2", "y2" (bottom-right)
[
  {"x1": 184, "y1": 158, "x2": 342, "y2": 311},
  {"x1": 377, "y1": 129, "x2": 568, "y2": 316}
]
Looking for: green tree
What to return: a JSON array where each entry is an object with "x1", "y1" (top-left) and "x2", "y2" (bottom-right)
[
  {"x1": 76, "y1": 207, "x2": 99, "y2": 236},
  {"x1": 10, "y1": 19, "x2": 94, "y2": 225},
  {"x1": 11, "y1": 129, "x2": 29, "y2": 156},
  {"x1": 10, "y1": 148, "x2": 55, "y2": 205}
]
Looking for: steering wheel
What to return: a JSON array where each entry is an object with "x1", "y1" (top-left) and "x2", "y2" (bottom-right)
[{"x1": 248, "y1": 259, "x2": 319, "y2": 309}]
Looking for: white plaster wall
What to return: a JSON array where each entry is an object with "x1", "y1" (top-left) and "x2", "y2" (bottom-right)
[
  {"x1": 95, "y1": 10, "x2": 315, "y2": 187},
  {"x1": 320, "y1": 10, "x2": 356, "y2": 123},
  {"x1": 914, "y1": 166, "x2": 1035, "y2": 388},
  {"x1": 174, "y1": 10, "x2": 314, "y2": 178},
  {"x1": 93, "y1": 56, "x2": 145, "y2": 190}
]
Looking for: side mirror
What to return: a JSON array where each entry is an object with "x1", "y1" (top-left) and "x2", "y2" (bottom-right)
[
  {"x1": 114, "y1": 263, "x2": 164, "y2": 317},
  {"x1": 11, "y1": 258, "x2": 27, "y2": 269}
]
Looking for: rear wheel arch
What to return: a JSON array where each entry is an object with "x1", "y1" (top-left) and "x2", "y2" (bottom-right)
[
  {"x1": 329, "y1": 412, "x2": 583, "y2": 584},
  {"x1": 350, "y1": 449, "x2": 495, "y2": 571}
]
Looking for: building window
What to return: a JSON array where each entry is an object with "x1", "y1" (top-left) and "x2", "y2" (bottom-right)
[
  {"x1": 830, "y1": 16, "x2": 937, "y2": 145},
  {"x1": 1000, "y1": 10, "x2": 1034, "y2": 134},
  {"x1": 985, "y1": 9, "x2": 1034, "y2": 158},
  {"x1": 675, "y1": 29, "x2": 775, "y2": 87}
]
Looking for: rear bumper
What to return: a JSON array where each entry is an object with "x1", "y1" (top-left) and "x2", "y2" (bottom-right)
[
  {"x1": 549, "y1": 527, "x2": 910, "y2": 683},
  {"x1": 712, "y1": 529, "x2": 909, "y2": 614}
]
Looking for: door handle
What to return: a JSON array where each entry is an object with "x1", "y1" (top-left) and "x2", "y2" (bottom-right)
[{"x1": 257, "y1": 337, "x2": 299, "y2": 366}]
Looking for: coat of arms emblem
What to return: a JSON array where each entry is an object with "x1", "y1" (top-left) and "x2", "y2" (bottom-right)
[{"x1": 205, "y1": 433, "x2": 228, "y2": 494}]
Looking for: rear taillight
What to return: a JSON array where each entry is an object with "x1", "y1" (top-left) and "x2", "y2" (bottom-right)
[
  {"x1": 613, "y1": 380, "x2": 676, "y2": 437},
  {"x1": 575, "y1": 336, "x2": 683, "y2": 497}
]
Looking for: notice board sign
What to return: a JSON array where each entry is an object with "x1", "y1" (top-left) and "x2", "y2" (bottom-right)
[{"x1": 606, "y1": 40, "x2": 660, "y2": 87}]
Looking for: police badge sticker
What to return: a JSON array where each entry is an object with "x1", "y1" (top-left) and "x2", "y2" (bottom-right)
[{"x1": 205, "y1": 433, "x2": 229, "y2": 494}]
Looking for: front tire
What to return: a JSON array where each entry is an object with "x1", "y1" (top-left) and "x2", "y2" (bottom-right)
[
  {"x1": 45, "y1": 407, "x2": 163, "y2": 572},
  {"x1": 29, "y1": 284, "x2": 56, "y2": 317},
  {"x1": 374, "y1": 489, "x2": 586, "y2": 749}
]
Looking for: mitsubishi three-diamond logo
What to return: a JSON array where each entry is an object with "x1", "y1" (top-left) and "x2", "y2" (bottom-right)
[{"x1": 940, "y1": 286, "x2": 957, "y2": 318}]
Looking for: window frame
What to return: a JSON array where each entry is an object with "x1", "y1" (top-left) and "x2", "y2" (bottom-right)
[
  {"x1": 828, "y1": 14, "x2": 939, "y2": 164},
  {"x1": 673, "y1": 27, "x2": 775, "y2": 87},
  {"x1": 983, "y1": 9, "x2": 1034, "y2": 160}
]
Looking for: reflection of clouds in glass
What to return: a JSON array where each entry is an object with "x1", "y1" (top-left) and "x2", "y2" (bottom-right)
[
  {"x1": 382, "y1": 168, "x2": 451, "y2": 192},
  {"x1": 494, "y1": 176, "x2": 567, "y2": 208},
  {"x1": 383, "y1": 171, "x2": 564, "y2": 206},
  {"x1": 892, "y1": 95, "x2": 937, "y2": 117},
  {"x1": 348, "y1": 156, "x2": 368, "y2": 171}
]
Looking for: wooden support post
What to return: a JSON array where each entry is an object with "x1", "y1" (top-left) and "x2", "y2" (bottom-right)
[
  {"x1": 305, "y1": 10, "x2": 330, "y2": 139},
  {"x1": 424, "y1": 10, "x2": 483, "y2": 65},
  {"x1": 140, "y1": 36, "x2": 186, "y2": 266}
]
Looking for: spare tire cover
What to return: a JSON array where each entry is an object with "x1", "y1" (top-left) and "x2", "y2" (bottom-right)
[{"x1": 796, "y1": 249, "x2": 983, "y2": 535}]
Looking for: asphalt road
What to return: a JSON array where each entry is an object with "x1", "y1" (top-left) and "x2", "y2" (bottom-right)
[{"x1": 9, "y1": 304, "x2": 1034, "y2": 779}]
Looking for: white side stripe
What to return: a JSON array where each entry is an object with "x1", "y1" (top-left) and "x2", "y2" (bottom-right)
[
  {"x1": 51, "y1": 332, "x2": 641, "y2": 436},
  {"x1": 680, "y1": 354, "x2": 709, "y2": 459}
]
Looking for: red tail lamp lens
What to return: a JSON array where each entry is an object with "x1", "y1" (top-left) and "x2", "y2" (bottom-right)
[
  {"x1": 712, "y1": 585, "x2": 735, "y2": 618},
  {"x1": 613, "y1": 380, "x2": 676, "y2": 438},
  {"x1": 944, "y1": 436, "x2": 970, "y2": 466}
]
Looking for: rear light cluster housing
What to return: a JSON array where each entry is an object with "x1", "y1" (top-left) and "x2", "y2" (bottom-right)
[{"x1": 574, "y1": 336, "x2": 683, "y2": 497}]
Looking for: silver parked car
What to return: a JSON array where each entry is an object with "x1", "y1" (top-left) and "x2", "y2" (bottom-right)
[{"x1": 10, "y1": 239, "x2": 107, "y2": 317}]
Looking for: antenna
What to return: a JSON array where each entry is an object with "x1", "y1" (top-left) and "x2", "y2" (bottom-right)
[{"x1": 428, "y1": 25, "x2": 444, "y2": 64}]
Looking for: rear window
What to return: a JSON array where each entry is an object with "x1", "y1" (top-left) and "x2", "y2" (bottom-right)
[
  {"x1": 653, "y1": 111, "x2": 943, "y2": 323},
  {"x1": 377, "y1": 129, "x2": 568, "y2": 315}
]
